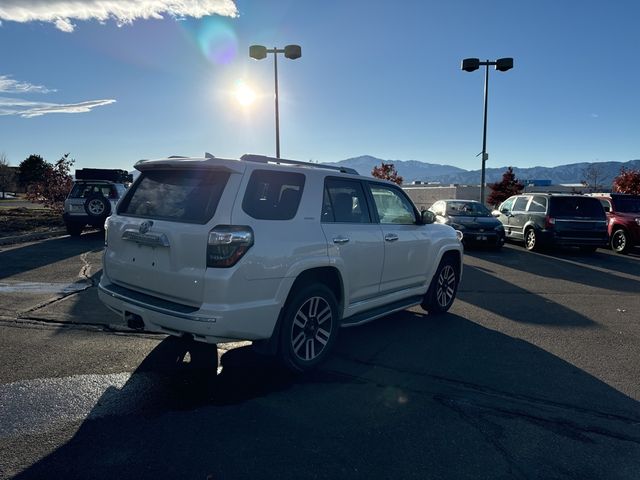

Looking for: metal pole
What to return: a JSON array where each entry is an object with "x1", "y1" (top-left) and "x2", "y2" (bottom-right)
[
  {"x1": 480, "y1": 61, "x2": 489, "y2": 204},
  {"x1": 273, "y1": 49, "x2": 280, "y2": 159}
]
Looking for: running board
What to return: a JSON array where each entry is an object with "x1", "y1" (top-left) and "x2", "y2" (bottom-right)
[{"x1": 341, "y1": 295, "x2": 423, "y2": 328}]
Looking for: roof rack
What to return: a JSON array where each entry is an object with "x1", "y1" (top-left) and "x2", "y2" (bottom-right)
[{"x1": 240, "y1": 153, "x2": 359, "y2": 175}]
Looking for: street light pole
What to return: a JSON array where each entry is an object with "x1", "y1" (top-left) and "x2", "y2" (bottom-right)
[
  {"x1": 481, "y1": 61, "x2": 489, "y2": 205},
  {"x1": 250, "y1": 44, "x2": 302, "y2": 159},
  {"x1": 461, "y1": 57, "x2": 513, "y2": 205},
  {"x1": 273, "y1": 48, "x2": 280, "y2": 158}
]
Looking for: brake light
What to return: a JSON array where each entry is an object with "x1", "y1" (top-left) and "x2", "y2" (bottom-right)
[
  {"x1": 207, "y1": 225, "x2": 254, "y2": 268},
  {"x1": 545, "y1": 216, "x2": 556, "y2": 228}
]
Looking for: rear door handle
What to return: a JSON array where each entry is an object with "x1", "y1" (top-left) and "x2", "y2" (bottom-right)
[
  {"x1": 333, "y1": 236, "x2": 350, "y2": 244},
  {"x1": 385, "y1": 234, "x2": 399, "y2": 242}
]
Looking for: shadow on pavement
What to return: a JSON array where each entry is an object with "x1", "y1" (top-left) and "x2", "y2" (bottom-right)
[
  {"x1": 0, "y1": 232, "x2": 104, "y2": 280},
  {"x1": 466, "y1": 245, "x2": 640, "y2": 294},
  {"x1": 15, "y1": 313, "x2": 640, "y2": 480},
  {"x1": 458, "y1": 262, "x2": 597, "y2": 327}
]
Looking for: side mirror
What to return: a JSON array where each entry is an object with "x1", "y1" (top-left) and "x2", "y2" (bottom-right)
[
  {"x1": 421, "y1": 210, "x2": 436, "y2": 224},
  {"x1": 491, "y1": 210, "x2": 501, "y2": 217}
]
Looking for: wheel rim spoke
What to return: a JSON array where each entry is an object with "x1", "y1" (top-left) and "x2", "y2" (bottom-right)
[
  {"x1": 436, "y1": 265, "x2": 456, "y2": 307},
  {"x1": 291, "y1": 296, "x2": 333, "y2": 362}
]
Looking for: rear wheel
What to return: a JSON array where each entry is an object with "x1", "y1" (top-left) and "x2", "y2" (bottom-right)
[
  {"x1": 524, "y1": 228, "x2": 539, "y2": 251},
  {"x1": 421, "y1": 256, "x2": 459, "y2": 314},
  {"x1": 279, "y1": 284, "x2": 339, "y2": 372},
  {"x1": 611, "y1": 228, "x2": 630, "y2": 254}
]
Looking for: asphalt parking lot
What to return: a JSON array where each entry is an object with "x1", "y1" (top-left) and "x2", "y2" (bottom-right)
[{"x1": 1, "y1": 234, "x2": 639, "y2": 479}]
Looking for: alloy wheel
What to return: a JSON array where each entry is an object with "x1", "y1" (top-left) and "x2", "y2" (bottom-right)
[
  {"x1": 290, "y1": 296, "x2": 333, "y2": 362},
  {"x1": 611, "y1": 230, "x2": 627, "y2": 253},
  {"x1": 88, "y1": 199, "x2": 105, "y2": 215},
  {"x1": 436, "y1": 264, "x2": 456, "y2": 308}
]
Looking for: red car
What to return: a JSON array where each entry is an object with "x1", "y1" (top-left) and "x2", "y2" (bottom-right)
[{"x1": 589, "y1": 193, "x2": 640, "y2": 254}]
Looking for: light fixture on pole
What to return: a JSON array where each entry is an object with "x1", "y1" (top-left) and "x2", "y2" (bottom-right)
[
  {"x1": 461, "y1": 57, "x2": 513, "y2": 204},
  {"x1": 250, "y1": 44, "x2": 302, "y2": 159}
]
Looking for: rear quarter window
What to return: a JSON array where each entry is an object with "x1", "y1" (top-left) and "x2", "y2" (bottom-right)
[
  {"x1": 118, "y1": 169, "x2": 229, "y2": 224},
  {"x1": 242, "y1": 170, "x2": 305, "y2": 220}
]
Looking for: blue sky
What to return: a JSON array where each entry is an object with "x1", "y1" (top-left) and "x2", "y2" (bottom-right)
[{"x1": 0, "y1": 0, "x2": 638, "y2": 172}]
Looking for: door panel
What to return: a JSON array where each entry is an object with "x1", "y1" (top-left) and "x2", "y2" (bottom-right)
[
  {"x1": 369, "y1": 184, "x2": 432, "y2": 295},
  {"x1": 322, "y1": 179, "x2": 384, "y2": 304}
]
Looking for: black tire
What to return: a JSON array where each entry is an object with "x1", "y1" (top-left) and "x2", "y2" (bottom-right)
[
  {"x1": 611, "y1": 228, "x2": 630, "y2": 254},
  {"x1": 84, "y1": 194, "x2": 111, "y2": 218},
  {"x1": 421, "y1": 256, "x2": 459, "y2": 314},
  {"x1": 524, "y1": 228, "x2": 539, "y2": 251},
  {"x1": 66, "y1": 222, "x2": 83, "y2": 237},
  {"x1": 279, "y1": 284, "x2": 339, "y2": 372}
]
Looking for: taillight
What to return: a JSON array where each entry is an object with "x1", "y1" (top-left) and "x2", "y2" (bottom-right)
[
  {"x1": 545, "y1": 216, "x2": 556, "y2": 229},
  {"x1": 207, "y1": 225, "x2": 254, "y2": 268}
]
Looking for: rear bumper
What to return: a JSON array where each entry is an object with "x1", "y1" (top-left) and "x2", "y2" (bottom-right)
[
  {"x1": 539, "y1": 230, "x2": 608, "y2": 247},
  {"x1": 98, "y1": 276, "x2": 281, "y2": 344}
]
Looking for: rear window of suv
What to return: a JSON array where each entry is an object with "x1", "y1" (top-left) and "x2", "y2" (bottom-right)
[
  {"x1": 119, "y1": 169, "x2": 229, "y2": 224},
  {"x1": 550, "y1": 197, "x2": 605, "y2": 219}
]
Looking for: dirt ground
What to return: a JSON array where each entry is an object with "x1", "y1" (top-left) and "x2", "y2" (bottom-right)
[{"x1": 0, "y1": 206, "x2": 65, "y2": 237}]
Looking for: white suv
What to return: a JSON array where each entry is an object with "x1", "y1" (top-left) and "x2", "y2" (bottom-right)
[{"x1": 98, "y1": 154, "x2": 463, "y2": 372}]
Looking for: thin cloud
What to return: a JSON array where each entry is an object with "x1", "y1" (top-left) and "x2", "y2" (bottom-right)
[
  {"x1": 0, "y1": 97, "x2": 116, "y2": 118},
  {"x1": 0, "y1": 75, "x2": 54, "y2": 94},
  {"x1": 0, "y1": 0, "x2": 238, "y2": 32}
]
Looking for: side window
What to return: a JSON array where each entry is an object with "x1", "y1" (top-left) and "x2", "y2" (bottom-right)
[
  {"x1": 500, "y1": 197, "x2": 515, "y2": 212},
  {"x1": 512, "y1": 196, "x2": 530, "y2": 212},
  {"x1": 370, "y1": 185, "x2": 416, "y2": 225},
  {"x1": 242, "y1": 170, "x2": 305, "y2": 220},
  {"x1": 527, "y1": 196, "x2": 548, "y2": 213},
  {"x1": 322, "y1": 179, "x2": 372, "y2": 224}
]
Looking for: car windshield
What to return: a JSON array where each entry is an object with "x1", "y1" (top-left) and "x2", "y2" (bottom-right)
[
  {"x1": 446, "y1": 201, "x2": 491, "y2": 217},
  {"x1": 613, "y1": 196, "x2": 640, "y2": 213}
]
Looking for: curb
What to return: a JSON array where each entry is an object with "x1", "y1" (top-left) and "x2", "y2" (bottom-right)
[{"x1": 0, "y1": 229, "x2": 68, "y2": 246}]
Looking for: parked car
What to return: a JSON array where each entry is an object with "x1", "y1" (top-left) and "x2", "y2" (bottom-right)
[
  {"x1": 98, "y1": 154, "x2": 464, "y2": 373},
  {"x1": 63, "y1": 168, "x2": 132, "y2": 236},
  {"x1": 586, "y1": 193, "x2": 640, "y2": 254},
  {"x1": 492, "y1": 193, "x2": 608, "y2": 252},
  {"x1": 429, "y1": 199, "x2": 505, "y2": 249}
]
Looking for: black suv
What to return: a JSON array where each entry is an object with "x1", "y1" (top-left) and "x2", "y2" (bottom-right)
[{"x1": 493, "y1": 193, "x2": 608, "y2": 252}]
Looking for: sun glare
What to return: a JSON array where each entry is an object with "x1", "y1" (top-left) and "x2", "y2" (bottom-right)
[{"x1": 235, "y1": 82, "x2": 256, "y2": 106}]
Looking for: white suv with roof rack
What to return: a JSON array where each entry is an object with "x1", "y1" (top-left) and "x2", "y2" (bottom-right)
[{"x1": 98, "y1": 153, "x2": 463, "y2": 372}]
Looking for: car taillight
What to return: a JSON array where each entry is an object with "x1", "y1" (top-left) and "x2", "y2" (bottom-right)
[
  {"x1": 545, "y1": 216, "x2": 556, "y2": 228},
  {"x1": 207, "y1": 225, "x2": 254, "y2": 268}
]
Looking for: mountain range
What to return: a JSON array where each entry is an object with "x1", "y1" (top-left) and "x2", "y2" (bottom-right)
[{"x1": 323, "y1": 155, "x2": 640, "y2": 186}]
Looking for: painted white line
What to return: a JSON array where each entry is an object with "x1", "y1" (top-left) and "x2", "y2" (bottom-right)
[{"x1": 0, "y1": 281, "x2": 90, "y2": 294}]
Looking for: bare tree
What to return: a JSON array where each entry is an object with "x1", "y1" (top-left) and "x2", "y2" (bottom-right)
[
  {"x1": 581, "y1": 164, "x2": 608, "y2": 193},
  {"x1": 0, "y1": 153, "x2": 17, "y2": 199}
]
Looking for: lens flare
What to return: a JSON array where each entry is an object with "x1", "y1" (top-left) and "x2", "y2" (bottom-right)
[
  {"x1": 235, "y1": 81, "x2": 256, "y2": 106},
  {"x1": 197, "y1": 18, "x2": 238, "y2": 65}
]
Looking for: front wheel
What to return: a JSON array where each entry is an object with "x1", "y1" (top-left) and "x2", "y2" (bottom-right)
[
  {"x1": 611, "y1": 228, "x2": 630, "y2": 254},
  {"x1": 421, "y1": 256, "x2": 459, "y2": 314},
  {"x1": 279, "y1": 284, "x2": 339, "y2": 372}
]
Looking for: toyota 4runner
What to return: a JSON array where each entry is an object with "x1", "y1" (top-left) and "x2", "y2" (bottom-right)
[{"x1": 98, "y1": 154, "x2": 463, "y2": 372}]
